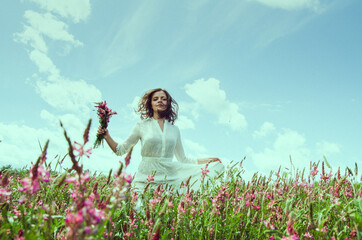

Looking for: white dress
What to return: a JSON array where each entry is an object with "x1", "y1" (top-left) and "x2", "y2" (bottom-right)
[{"x1": 115, "y1": 118, "x2": 225, "y2": 192}]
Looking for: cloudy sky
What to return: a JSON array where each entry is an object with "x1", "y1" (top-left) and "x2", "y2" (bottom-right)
[{"x1": 1, "y1": 0, "x2": 361, "y2": 179}]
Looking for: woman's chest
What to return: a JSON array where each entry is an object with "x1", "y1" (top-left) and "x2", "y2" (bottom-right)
[{"x1": 141, "y1": 123, "x2": 178, "y2": 147}]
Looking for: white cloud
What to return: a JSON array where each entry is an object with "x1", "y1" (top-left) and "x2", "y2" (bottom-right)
[
  {"x1": 100, "y1": 2, "x2": 159, "y2": 76},
  {"x1": 40, "y1": 110, "x2": 86, "y2": 136},
  {"x1": 29, "y1": 49, "x2": 60, "y2": 76},
  {"x1": 250, "y1": 0, "x2": 320, "y2": 11},
  {"x1": 184, "y1": 139, "x2": 208, "y2": 158},
  {"x1": 3, "y1": 1, "x2": 123, "y2": 172},
  {"x1": 0, "y1": 119, "x2": 120, "y2": 173},
  {"x1": 253, "y1": 122, "x2": 276, "y2": 138},
  {"x1": 14, "y1": 25, "x2": 48, "y2": 53},
  {"x1": 176, "y1": 115, "x2": 195, "y2": 130},
  {"x1": 40, "y1": 109, "x2": 58, "y2": 126},
  {"x1": 131, "y1": 96, "x2": 141, "y2": 109},
  {"x1": 14, "y1": 4, "x2": 102, "y2": 116},
  {"x1": 35, "y1": 78, "x2": 102, "y2": 116},
  {"x1": 29, "y1": 0, "x2": 91, "y2": 23},
  {"x1": 248, "y1": 129, "x2": 311, "y2": 171},
  {"x1": 0, "y1": 123, "x2": 48, "y2": 149},
  {"x1": 0, "y1": 122, "x2": 60, "y2": 169},
  {"x1": 123, "y1": 96, "x2": 141, "y2": 121},
  {"x1": 14, "y1": 11, "x2": 83, "y2": 60},
  {"x1": 14, "y1": 10, "x2": 83, "y2": 77},
  {"x1": 316, "y1": 141, "x2": 341, "y2": 156},
  {"x1": 178, "y1": 101, "x2": 200, "y2": 120},
  {"x1": 185, "y1": 78, "x2": 247, "y2": 131},
  {"x1": 23, "y1": 11, "x2": 83, "y2": 46}
]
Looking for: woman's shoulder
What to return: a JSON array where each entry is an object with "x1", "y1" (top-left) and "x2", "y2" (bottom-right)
[
  {"x1": 168, "y1": 120, "x2": 180, "y2": 132},
  {"x1": 135, "y1": 118, "x2": 152, "y2": 127},
  {"x1": 129, "y1": 119, "x2": 151, "y2": 134}
]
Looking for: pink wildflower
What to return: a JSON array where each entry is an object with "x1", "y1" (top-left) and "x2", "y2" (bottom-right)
[
  {"x1": 121, "y1": 172, "x2": 133, "y2": 183},
  {"x1": 286, "y1": 217, "x2": 299, "y2": 237},
  {"x1": 0, "y1": 188, "x2": 11, "y2": 198},
  {"x1": 282, "y1": 235, "x2": 299, "y2": 240},
  {"x1": 153, "y1": 186, "x2": 163, "y2": 197},
  {"x1": 81, "y1": 171, "x2": 90, "y2": 182},
  {"x1": 350, "y1": 229, "x2": 357, "y2": 238},
  {"x1": 31, "y1": 180, "x2": 40, "y2": 193},
  {"x1": 124, "y1": 146, "x2": 134, "y2": 168},
  {"x1": 84, "y1": 227, "x2": 92, "y2": 235},
  {"x1": 266, "y1": 193, "x2": 272, "y2": 200},
  {"x1": 13, "y1": 210, "x2": 21, "y2": 219},
  {"x1": 207, "y1": 226, "x2": 214, "y2": 236},
  {"x1": 304, "y1": 232, "x2": 313, "y2": 239},
  {"x1": 201, "y1": 164, "x2": 209, "y2": 175},
  {"x1": 131, "y1": 191, "x2": 138, "y2": 204},
  {"x1": 177, "y1": 201, "x2": 185, "y2": 213},
  {"x1": 147, "y1": 175, "x2": 154, "y2": 182},
  {"x1": 320, "y1": 174, "x2": 329, "y2": 180},
  {"x1": 14, "y1": 229, "x2": 24, "y2": 240},
  {"x1": 253, "y1": 204, "x2": 261, "y2": 210},
  {"x1": 201, "y1": 164, "x2": 209, "y2": 181},
  {"x1": 310, "y1": 166, "x2": 318, "y2": 177},
  {"x1": 149, "y1": 198, "x2": 159, "y2": 211},
  {"x1": 73, "y1": 141, "x2": 92, "y2": 158},
  {"x1": 75, "y1": 210, "x2": 83, "y2": 223},
  {"x1": 125, "y1": 232, "x2": 132, "y2": 237},
  {"x1": 199, "y1": 208, "x2": 206, "y2": 215}
]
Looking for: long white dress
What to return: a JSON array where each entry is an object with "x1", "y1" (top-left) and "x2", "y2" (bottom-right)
[{"x1": 115, "y1": 118, "x2": 225, "y2": 192}]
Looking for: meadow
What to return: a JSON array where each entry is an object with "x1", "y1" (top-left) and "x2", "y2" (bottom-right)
[{"x1": 0, "y1": 120, "x2": 361, "y2": 239}]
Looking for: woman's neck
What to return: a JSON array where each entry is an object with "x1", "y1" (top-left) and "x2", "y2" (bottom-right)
[{"x1": 153, "y1": 114, "x2": 165, "y2": 121}]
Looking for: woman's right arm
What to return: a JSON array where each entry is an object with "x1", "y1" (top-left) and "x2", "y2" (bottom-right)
[
  {"x1": 97, "y1": 127, "x2": 118, "y2": 153},
  {"x1": 97, "y1": 122, "x2": 141, "y2": 156}
]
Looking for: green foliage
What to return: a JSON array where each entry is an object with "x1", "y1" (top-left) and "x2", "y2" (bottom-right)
[
  {"x1": 1, "y1": 153, "x2": 361, "y2": 239},
  {"x1": 0, "y1": 165, "x2": 12, "y2": 172}
]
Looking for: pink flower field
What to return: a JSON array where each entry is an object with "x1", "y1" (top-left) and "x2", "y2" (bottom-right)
[{"x1": 0, "y1": 119, "x2": 361, "y2": 239}]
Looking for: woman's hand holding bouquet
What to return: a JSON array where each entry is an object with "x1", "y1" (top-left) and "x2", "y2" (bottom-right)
[{"x1": 94, "y1": 101, "x2": 117, "y2": 148}]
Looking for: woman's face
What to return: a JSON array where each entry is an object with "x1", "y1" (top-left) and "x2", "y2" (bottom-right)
[{"x1": 151, "y1": 90, "x2": 168, "y2": 114}]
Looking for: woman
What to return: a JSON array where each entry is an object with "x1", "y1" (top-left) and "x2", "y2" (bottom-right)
[{"x1": 98, "y1": 88, "x2": 225, "y2": 192}]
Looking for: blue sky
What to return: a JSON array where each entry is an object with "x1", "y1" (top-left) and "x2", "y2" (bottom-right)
[{"x1": 1, "y1": 0, "x2": 361, "y2": 179}]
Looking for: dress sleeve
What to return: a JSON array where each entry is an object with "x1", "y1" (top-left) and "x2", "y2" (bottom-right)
[
  {"x1": 174, "y1": 127, "x2": 198, "y2": 164},
  {"x1": 115, "y1": 122, "x2": 141, "y2": 156}
]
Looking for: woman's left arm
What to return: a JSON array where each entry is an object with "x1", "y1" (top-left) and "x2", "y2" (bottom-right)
[
  {"x1": 174, "y1": 129, "x2": 197, "y2": 164},
  {"x1": 174, "y1": 127, "x2": 221, "y2": 165}
]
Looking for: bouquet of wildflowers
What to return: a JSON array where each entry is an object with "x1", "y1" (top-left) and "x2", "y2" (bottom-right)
[{"x1": 94, "y1": 101, "x2": 117, "y2": 148}]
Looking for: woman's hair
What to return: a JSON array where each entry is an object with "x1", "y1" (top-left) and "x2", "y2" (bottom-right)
[{"x1": 136, "y1": 88, "x2": 179, "y2": 124}]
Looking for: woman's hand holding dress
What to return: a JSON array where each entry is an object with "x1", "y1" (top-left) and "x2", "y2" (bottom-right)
[{"x1": 197, "y1": 157, "x2": 222, "y2": 165}]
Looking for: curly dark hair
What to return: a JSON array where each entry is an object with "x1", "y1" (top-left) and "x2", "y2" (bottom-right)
[{"x1": 136, "y1": 88, "x2": 178, "y2": 124}]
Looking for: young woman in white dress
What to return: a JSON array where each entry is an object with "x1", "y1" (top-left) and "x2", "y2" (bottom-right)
[{"x1": 97, "y1": 88, "x2": 225, "y2": 192}]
